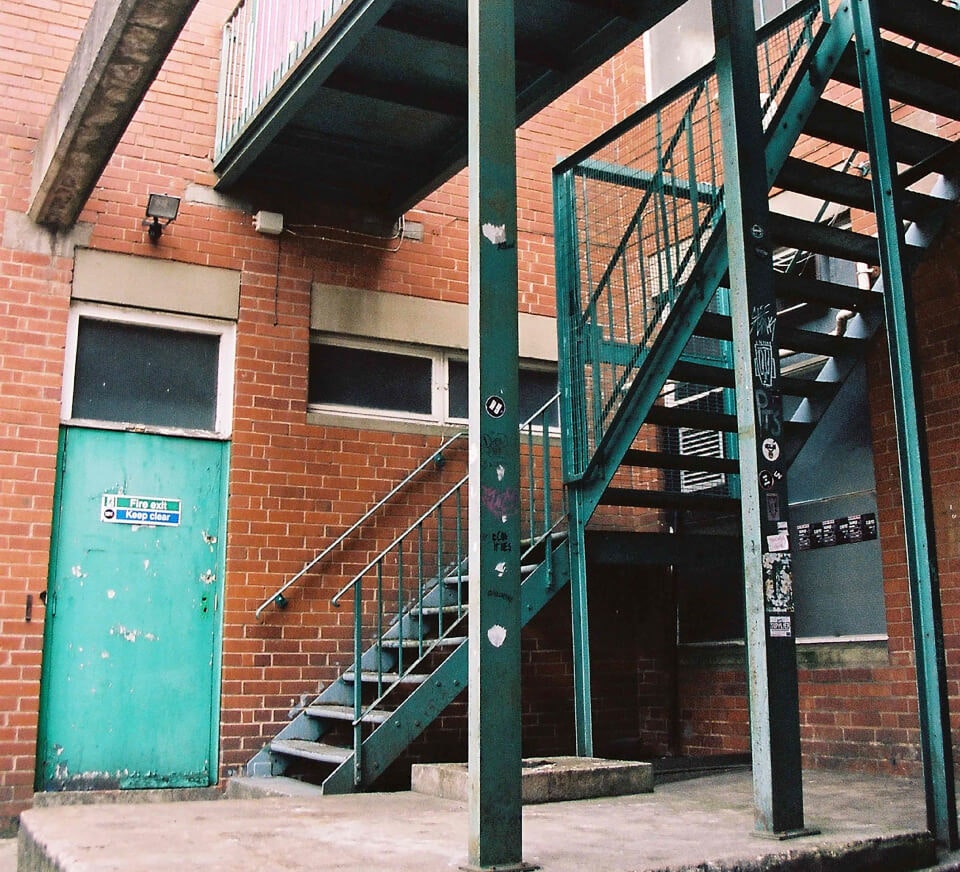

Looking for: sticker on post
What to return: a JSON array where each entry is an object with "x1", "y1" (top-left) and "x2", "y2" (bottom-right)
[
  {"x1": 101, "y1": 494, "x2": 181, "y2": 527},
  {"x1": 766, "y1": 532, "x2": 790, "y2": 552},
  {"x1": 761, "y1": 438, "x2": 780, "y2": 462},
  {"x1": 769, "y1": 615, "x2": 792, "y2": 638},
  {"x1": 485, "y1": 396, "x2": 505, "y2": 418}
]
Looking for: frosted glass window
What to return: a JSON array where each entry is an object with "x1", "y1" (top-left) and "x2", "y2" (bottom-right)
[
  {"x1": 646, "y1": 0, "x2": 802, "y2": 99},
  {"x1": 73, "y1": 318, "x2": 219, "y2": 431}
]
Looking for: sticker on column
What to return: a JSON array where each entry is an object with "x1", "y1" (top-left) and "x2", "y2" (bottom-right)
[
  {"x1": 769, "y1": 614, "x2": 792, "y2": 638},
  {"x1": 487, "y1": 624, "x2": 507, "y2": 648},
  {"x1": 485, "y1": 396, "x2": 505, "y2": 418},
  {"x1": 762, "y1": 551, "x2": 794, "y2": 613},
  {"x1": 761, "y1": 437, "x2": 780, "y2": 462}
]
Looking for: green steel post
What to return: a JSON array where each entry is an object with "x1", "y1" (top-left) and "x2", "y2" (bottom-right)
[
  {"x1": 850, "y1": 0, "x2": 958, "y2": 848},
  {"x1": 467, "y1": 0, "x2": 528, "y2": 868},
  {"x1": 712, "y1": 0, "x2": 806, "y2": 835},
  {"x1": 568, "y1": 490, "x2": 594, "y2": 756},
  {"x1": 553, "y1": 167, "x2": 595, "y2": 755}
]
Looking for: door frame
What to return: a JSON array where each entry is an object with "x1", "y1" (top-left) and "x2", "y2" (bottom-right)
[{"x1": 38, "y1": 301, "x2": 236, "y2": 789}]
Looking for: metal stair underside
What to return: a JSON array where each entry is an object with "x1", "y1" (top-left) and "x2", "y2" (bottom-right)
[{"x1": 594, "y1": 0, "x2": 960, "y2": 523}]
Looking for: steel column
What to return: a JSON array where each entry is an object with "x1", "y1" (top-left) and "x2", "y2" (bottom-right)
[
  {"x1": 712, "y1": 0, "x2": 806, "y2": 835},
  {"x1": 553, "y1": 167, "x2": 595, "y2": 757},
  {"x1": 850, "y1": 0, "x2": 958, "y2": 848},
  {"x1": 568, "y1": 491, "x2": 594, "y2": 756},
  {"x1": 466, "y1": 0, "x2": 528, "y2": 868}
]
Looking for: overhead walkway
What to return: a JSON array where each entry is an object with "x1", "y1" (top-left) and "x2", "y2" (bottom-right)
[{"x1": 212, "y1": 0, "x2": 686, "y2": 223}]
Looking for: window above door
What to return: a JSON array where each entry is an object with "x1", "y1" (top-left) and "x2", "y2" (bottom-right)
[{"x1": 62, "y1": 303, "x2": 236, "y2": 438}]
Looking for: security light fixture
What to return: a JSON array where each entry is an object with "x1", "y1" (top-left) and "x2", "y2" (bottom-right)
[{"x1": 144, "y1": 193, "x2": 180, "y2": 242}]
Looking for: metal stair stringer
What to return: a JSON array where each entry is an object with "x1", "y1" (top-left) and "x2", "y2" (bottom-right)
[
  {"x1": 320, "y1": 537, "x2": 572, "y2": 794},
  {"x1": 565, "y1": 3, "x2": 857, "y2": 522}
]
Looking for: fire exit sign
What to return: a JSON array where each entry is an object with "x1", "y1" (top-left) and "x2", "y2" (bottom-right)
[{"x1": 101, "y1": 494, "x2": 182, "y2": 527}]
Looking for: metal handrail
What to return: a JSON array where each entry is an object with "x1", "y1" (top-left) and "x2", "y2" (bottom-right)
[
  {"x1": 330, "y1": 476, "x2": 468, "y2": 607},
  {"x1": 215, "y1": 0, "x2": 348, "y2": 161},
  {"x1": 331, "y1": 393, "x2": 564, "y2": 607},
  {"x1": 330, "y1": 394, "x2": 564, "y2": 784},
  {"x1": 254, "y1": 429, "x2": 467, "y2": 619}
]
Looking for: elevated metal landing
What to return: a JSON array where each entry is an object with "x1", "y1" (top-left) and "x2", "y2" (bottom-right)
[{"x1": 213, "y1": 0, "x2": 685, "y2": 225}]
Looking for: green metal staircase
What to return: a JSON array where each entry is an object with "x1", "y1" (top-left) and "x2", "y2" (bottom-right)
[
  {"x1": 554, "y1": 0, "x2": 959, "y2": 541},
  {"x1": 245, "y1": 0, "x2": 959, "y2": 793},
  {"x1": 247, "y1": 397, "x2": 568, "y2": 791}
]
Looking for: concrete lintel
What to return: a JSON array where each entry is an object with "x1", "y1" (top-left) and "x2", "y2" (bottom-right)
[{"x1": 29, "y1": 0, "x2": 199, "y2": 229}]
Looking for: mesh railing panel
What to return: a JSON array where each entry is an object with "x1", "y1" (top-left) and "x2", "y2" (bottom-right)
[{"x1": 556, "y1": 1, "x2": 820, "y2": 479}]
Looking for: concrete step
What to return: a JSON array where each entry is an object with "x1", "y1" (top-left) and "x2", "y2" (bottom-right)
[{"x1": 224, "y1": 775, "x2": 324, "y2": 800}]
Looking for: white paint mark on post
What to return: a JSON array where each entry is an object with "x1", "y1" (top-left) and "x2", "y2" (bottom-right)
[
  {"x1": 482, "y1": 223, "x2": 507, "y2": 246},
  {"x1": 487, "y1": 625, "x2": 507, "y2": 648}
]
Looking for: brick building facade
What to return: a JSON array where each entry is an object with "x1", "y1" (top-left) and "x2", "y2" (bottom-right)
[{"x1": 0, "y1": 0, "x2": 958, "y2": 836}]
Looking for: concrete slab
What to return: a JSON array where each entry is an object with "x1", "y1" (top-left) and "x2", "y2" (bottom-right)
[
  {"x1": 411, "y1": 756, "x2": 654, "y2": 803},
  {"x1": 15, "y1": 769, "x2": 960, "y2": 872},
  {"x1": 0, "y1": 839, "x2": 14, "y2": 872}
]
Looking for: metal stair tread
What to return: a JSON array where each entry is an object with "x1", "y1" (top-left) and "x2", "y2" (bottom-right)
[
  {"x1": 621, "y1": 448, "x2": 739, "y2": 476},
  {"x1": 303, "y1": 704, "x2": 393, "y2": 724},
  {"x1": 270, "y1": 738, "x2": 353, "y2": 764},
  {"x1": 380, "y1": 635, "x2": 467, "y2": 649},
  {"x1": 805, "y1": 98, "x2": 952, "y2": 169},
  {"x1": 695, "y1": 311, "x2": 867, "y2": 360},
  {"x1": 411, "y1": 604, "x2": 467, "y2": 616},
  {"x1": 768, "y1": 213, "x2": 881, "y2": 264},
  {"x1": 775, "y1": 156, "x2": 946, "y2": 223},
  {"x1": 833, "y1": 39, "x2": 960, "y2": 122},
  {"x1": 772, "y1": 272, "x2": 881, "y2": 311},
  {"x1": 342, "y1": 669, "x2": 431, "y2": 684},
  {"x1": 671, "y1": 358, "x2": 838, "y2": 403},
  {"x1": 600, "y1": 487, "x2": 740, "y2": 513}
]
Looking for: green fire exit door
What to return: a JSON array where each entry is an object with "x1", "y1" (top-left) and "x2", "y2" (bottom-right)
[{"x1": 38, "y1": 426, "x2": 227, "y2": 790}]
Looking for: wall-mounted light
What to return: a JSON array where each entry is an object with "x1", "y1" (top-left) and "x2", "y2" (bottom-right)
[{"x1": 143, "y1": 193, "x2": 180, "y2": 242}]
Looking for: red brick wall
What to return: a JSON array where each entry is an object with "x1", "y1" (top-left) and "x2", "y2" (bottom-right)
[
  {"x1": 2, "y1": 0, "x2": 958, "y2": 832},
  {"x1": 0, "y1": 0, "x2": 646, "y2": 824},
  {"x1": 0, "y1": 0, "x2": 91, "y2": 831},
  {"x1": 668, "y1": 206, "x2": 960, "y2": 778}
]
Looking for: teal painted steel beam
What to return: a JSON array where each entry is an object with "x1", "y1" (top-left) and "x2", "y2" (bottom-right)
[
  {"x1": 713, "y1": 0, "x2": 805, "y2": 836},
  {"x1": 467, "y1": 0, "x2": 527, "y2": 867},
  {"x1": 568, "y1": 492, "x2": 593, "y2": 757},
  {"x1": 850, "y1": 0, "x2": 958, "y2": 849},
  {"x1": 575, "y1": 160, "x2": 718, "y2": 201}
]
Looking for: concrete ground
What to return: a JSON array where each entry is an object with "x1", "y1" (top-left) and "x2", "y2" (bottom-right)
[{"x1": 14, "y1": 768, "x2": 960, "y2": 871}]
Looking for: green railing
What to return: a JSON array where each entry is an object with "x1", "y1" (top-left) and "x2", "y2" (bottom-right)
[
  {"x1": 330, "y1": 396, "x2": 565, "y2": 783},
  {"x1": 554, "y1": 1, "x2": 820, "y2": 480},
  {"x1": 215, "y1": 0, "x2": 348, "y2": 161}
]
